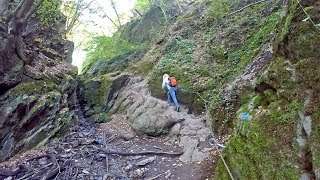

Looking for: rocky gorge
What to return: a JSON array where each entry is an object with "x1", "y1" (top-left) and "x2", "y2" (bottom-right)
[{"x1": 0, "y1": 0, "x2": 320, "y2": 179}]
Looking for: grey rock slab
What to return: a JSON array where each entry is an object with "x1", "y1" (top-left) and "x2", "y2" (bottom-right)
[
  {"x1": 303, "y1": 116, "x2": 312, "y2": 136},
  {"x1": 315, "y1": 168, "x2": 320, "y2": 180},
  {"x1": 169, "y1": 123, "x2": 181, "y2": 137},
  {"x1": 196, "y1": 128, "x2": 210, "y2": 142},
  {"x1": 179, "y1": 128, "x2": 197, "y2": 136},
  {"x1": 137, "y1": 156, "x2": 156, "y2": 166},
  {"x1": 179, "y1": 137, "x2": 198, "y2": 162},
  {"x1": 300, "y1": 173, "x2": 312, "y2": 180},
  {"x1": 38, "y1": 157, "x2": 48, "y2": 165},
  {"x1": 121, "y1": 133, "x2": 135, "y2": 141},
  {"x1": 191, "y1": 149, "x2": 210, "y2": 162}
]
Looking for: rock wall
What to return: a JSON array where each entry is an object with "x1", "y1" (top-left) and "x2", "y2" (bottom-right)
[
  {"x1": 0, "y1": 8, "x2": 77, "y2": 161},
  {"x1": 214, "y1": 1, "x2": 320, "y2": 179}
]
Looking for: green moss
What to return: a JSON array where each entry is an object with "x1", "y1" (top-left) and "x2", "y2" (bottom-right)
[
  {"x1": 10, "y1": 82, "x2": 44, "y2": 97},
  {"x1": 269, "y1": 100, "x2": 302, "y2": 124},
  {"x1": 93, "y1": 112, "x2": 110, "y2": 123},
  {"x1": 275, "y1": 1, "x2": 297, "y2": 48},
  {"x1": 36, "y1": 0, "x2": 62, "y2": 27},
  {"x1": 215, "y1": 102, "x2": 300, "y2": 179},
  {"x1": 82, "y1": 74, "x2": 112, "y2": 107},
  {"x1": 228, "y1": 11, "x2": 282, "y2": 70},
  {"x1": 136, "y1": 59, "x2": 156, "y2": 75},
  {"x1": 252, "y1": 95, "x2": 263, "y2": 109}
]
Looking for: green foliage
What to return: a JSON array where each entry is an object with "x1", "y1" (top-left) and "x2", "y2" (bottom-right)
[
  {"x1": 215, "y1": 99, "x2": 300, "y2": 179},
  {"x1": 82, "y1": 36, "x2": 135, "y2": 72},
  {"x1": 208, "y1": 0, "x2": 233, "y2": 21},
  {"x1": 149, "y1": 36, "x2": 196, "y2": 93},
  {"x1": 58, "y1": 112, "x2": 70, "y2": 124},
  {"x1": 94, "y1": 112, "x2": 110, "y2": 123},
  {"x1": 36, "y1": 0, "x2": 62, "y2": 26},
  {"x1": 135, "y1": 59, "x2": 156, "y2": 75},
  {"x1": 228, "y1": 11, "x2": 282, "y2": 70},
  {"x1": 135, "y1": 0, "x2": 151, "y2": 13}
]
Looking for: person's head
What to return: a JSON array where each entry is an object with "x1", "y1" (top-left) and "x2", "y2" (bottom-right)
[{"x1": 163, "y1": 74, "x2": 169, "y2": 80}]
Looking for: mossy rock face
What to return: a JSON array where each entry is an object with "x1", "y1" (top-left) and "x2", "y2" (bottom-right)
[
  {"x1": 215, "y1": 0, "x2": 320, "y2": 176},
  {"x1": 276, "y1": 1, "x2": 320, "y2": 60},
  {"x1": 215, "y1": 55, "x2": 319, "y2": 179},
  {"x1": 0, "y1": 79, "x2": 76, "y2": 162},
  {"x1": 83, "y1": 50, "x2": 144, "y2": 77},
  {"x1": 78, "y1": 73, "x2": 129, "y2": 118},
  {"x1": 121, "y1": 6, "x2": 165, "y2": 44}
]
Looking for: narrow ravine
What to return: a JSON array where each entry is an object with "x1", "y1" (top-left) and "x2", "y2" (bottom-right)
[{"x1": 0, "y1": 75, "x2": 223, "y2": 179}]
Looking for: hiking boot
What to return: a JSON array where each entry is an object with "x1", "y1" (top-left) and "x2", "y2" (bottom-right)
[{"x1": 176, "y1": 106, "x2": 180, "y2": 112}]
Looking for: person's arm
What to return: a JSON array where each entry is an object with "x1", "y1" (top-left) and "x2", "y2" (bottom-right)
[{"x1": 162, "y1": 79, "x2": 166, "y2": 89}]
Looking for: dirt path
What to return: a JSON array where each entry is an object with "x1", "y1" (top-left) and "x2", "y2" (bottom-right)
[{"x1": 0, "y1": 76, "x2": 223, "y2": 179}]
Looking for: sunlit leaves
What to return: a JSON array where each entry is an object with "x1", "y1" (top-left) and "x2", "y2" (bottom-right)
[
  {"x1": 82, "y1": 35, "x2": 135, "y2": 70},
  {"x1": 135, "y1": 0, "x2": 151, "y2": 13},
  {"x1": 36, "y1": 0, "x2": 62, "y2": 26}
]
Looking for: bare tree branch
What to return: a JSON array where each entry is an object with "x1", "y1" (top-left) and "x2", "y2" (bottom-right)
[
  {"x1": 98, "y1": 6, "x2": 119, "y2": 29},
  {"x1": 135, "y1": 9, "x2": 143, "y2": 17},
  {"x1": 110, "y1": 0, "x2": 121, "y2": 27},
  {"x1": 16, "y1": 0, "x2": 34, "y2": 19},
  {"x1": 66, "y1": 0, "x2": 96, "y2": 34},
  {"x1": 24, "y1": 0, "x2": 44, "y2": 21}
]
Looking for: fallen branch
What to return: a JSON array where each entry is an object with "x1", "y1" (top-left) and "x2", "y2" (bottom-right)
[
  {"x1": 93, "y1": 146, "x2": 183, "y2": 156},
  {"x1": 229, "y1": 0, "x2": 267, "y2": 16},
  {"x1": 147, "y1": 173, "x2": 163, "y2": 180},
  {"x1": 103, "y1": 132, "x2": 109, "y2": 178},
  {"x1": 26, "y1": 154, "x2": 51, "y2": 162},
  {"x1": 44, "y1": 160, "x2": 71, "y2": 180}
]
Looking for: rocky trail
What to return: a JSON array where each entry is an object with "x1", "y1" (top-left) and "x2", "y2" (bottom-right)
[{"x1": 0, "y1": 76, "x2": 227, "y2": 180}]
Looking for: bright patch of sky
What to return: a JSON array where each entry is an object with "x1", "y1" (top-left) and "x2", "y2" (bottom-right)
[{"x1": 68, "y1": 0, "x2": 136, "y2": 72}]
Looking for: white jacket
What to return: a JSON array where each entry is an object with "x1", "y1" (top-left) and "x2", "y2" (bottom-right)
[{"x1": 162, "y1": 78, "x2": 171, "y2": 90}]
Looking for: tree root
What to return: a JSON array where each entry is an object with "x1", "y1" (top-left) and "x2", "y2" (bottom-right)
[{"x1": 93, "y1": 146, "x2": 183, "y2": 156}]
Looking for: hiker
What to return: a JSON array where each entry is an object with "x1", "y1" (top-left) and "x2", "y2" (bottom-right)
[{"x1": 162, "y1": 74, "x2": 180, "y2": 112}]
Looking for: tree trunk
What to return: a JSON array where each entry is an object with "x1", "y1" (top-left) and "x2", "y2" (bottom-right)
[{"x1": 0, "y1": 0, "x2": 43, "y2": 91}]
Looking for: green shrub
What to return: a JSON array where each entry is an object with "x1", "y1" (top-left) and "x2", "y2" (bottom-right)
[
  {"x1": 36, "y1": 0, "x2": 62, "y2": 26},
  {"x1": 94, "y1": 112, "x2": 110, "y2": 123}
]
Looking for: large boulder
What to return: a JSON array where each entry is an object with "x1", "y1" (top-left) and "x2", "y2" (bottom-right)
[{"x1": 109, "y1": 76, "x2": 184, "y2": 136}]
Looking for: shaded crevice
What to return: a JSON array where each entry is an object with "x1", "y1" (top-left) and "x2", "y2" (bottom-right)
[
  {"x1": 298, "y1": 126, "x2": 315, "y2": 179},
  {"x1": 296, "y1": 90, "x2": 315, "y2": 179},
  {"x1": 106, "y1": 75, "x2": 129, "y2": 110}
]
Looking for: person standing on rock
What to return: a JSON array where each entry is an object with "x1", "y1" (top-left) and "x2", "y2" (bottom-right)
[{"x1": 162, "y1": 74, "x2": 180, "y2": 112}]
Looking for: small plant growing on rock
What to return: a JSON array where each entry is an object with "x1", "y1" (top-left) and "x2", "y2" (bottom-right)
[{"x1": 94, "y1": 112, "x2": 110, "y2": 123}]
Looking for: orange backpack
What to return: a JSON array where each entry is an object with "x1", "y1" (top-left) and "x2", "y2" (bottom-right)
[{"x1": 169, "y1": 77, "x2": 177, "y2": 87}]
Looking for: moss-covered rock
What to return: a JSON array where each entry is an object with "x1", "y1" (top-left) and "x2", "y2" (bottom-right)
[
  {"x1": 77, "y1": 73, "x2": 129, "y2": 119},
  {"x1": 0, "y1": 78, "x2": 76, "y2": 162},
  {"x1": 214, "y1": 1, "x2": 320, "y2": 175}
]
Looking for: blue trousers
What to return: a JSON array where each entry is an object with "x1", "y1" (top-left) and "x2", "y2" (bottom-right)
[{"x1": 167, "y1": 87, "x2": 179, "y2": 108}]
